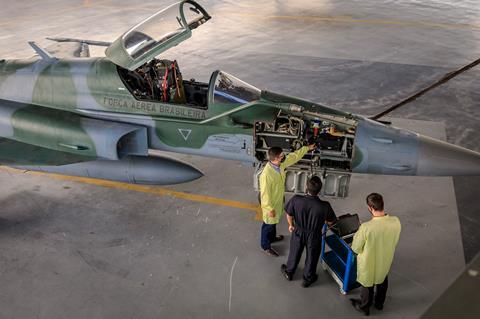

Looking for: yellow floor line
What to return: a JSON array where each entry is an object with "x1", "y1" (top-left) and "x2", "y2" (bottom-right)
[{"x1": 0, "y1": 166, "x2": 263, "y2": 221}]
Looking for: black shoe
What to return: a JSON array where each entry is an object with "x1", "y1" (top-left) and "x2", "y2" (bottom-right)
[
  {"x1": 280, "y1": 264, "x2": 292, "y2": 281},
  {"x1": 263, "y1": 248, "x2": 279, "y2": 257},
  {"x1": 301, "y1": 274, "x2": 318, "y2": 288},
  {"x1": 272, "y1": 235, "x2": 284, "y2": 242},
  {"x1": 374, "y1": 304, "x2": 383, "y2": 311},
  {"x1": 350, "y1": 299, "x2": 370, "y2": 316}
]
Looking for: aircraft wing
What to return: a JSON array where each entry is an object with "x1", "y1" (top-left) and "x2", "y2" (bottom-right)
[
  {"x1": 44, "y1": 40, "x2": 90, "y2": 58},
  {"x1": 0, "y1": 99, "x2": 203, "y2": 185},
  {"x1": 0, "y1": 99, "x2": 149, "y2": 162},
  {"x1": 0, "y1": 137, "x2": 93, "y2": 166},
  {"x1": 0, "y1": 100, "x2": 203, "y2": 184},
  {"x1": 43, "y1": 37, "x2": 112, "y2": 58}
]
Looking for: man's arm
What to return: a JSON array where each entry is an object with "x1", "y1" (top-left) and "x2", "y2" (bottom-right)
[
  {"x1": 285, "y1": 197, "x2": 296, "y2": 232},
  {"x1": 281, "y1": 144, "x2": 315, "y2": 168},
  {"x1": 259, "y1": 173, "x2": 275, "y2": 217},
  {"x1": 325, "y1": 202, "x2": 337, "y2": 226},
  {"x1": 351, "y1": 225, "x2": 366, "y2": 254},
  {"x1": 394, "y1": 217, "x2": 402, "y2": 247},
  {"x1": 286, "y1": 214, "x2": 295, "y2": 233}
]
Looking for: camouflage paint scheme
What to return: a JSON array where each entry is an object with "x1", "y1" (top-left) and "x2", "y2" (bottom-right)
[{"x1": 0, "y1": 0, "x2": 479, "y2": 187}]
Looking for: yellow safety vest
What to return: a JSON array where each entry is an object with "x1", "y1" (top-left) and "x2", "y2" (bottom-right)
[{"x1": 259, "y1": 146, "x2": 309, "y2": 224}]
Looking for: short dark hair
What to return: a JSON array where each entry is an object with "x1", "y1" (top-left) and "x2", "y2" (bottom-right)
[
  {"x1": 366, "y1": 193, "x2": 384, "y2": 211},
  {"x1": 307, "y1": 176, "x2": 322, "y2": 196},
  {"x1": 268, "y1": 147, "x2": 283, "y2": 161}
]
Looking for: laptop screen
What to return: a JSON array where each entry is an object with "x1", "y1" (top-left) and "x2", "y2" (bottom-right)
[{"x1": 333, "y1": 214, "x2": 360, "y2": 237}]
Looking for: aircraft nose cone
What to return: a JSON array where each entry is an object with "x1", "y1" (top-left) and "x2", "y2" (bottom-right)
[{"x1": 417, "y1": 135, "x2": 480, "y2": 176}]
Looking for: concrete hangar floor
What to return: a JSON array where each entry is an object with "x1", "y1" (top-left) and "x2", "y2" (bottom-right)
[{"x1": 0, "y1": 0, "x2": 479, "y2": 318}]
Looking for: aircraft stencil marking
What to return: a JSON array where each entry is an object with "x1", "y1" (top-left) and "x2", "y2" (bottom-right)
[{"x1": 179, "y1": 129, "x2": 192, "y2": 141}]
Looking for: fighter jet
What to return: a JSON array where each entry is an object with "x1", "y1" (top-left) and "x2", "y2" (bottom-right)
[{"x1": 0, "y1": 0, "x2": 479, "y2": 198}]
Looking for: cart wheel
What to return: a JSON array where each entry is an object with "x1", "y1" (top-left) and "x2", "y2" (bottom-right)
[{"x1": 339, "y1": 288, "x2": 346, "y2": 295}]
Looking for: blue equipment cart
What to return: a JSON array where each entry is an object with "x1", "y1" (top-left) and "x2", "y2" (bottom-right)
[{"x1": 320, "y1": 223, "x2": 360, "y2": 294}]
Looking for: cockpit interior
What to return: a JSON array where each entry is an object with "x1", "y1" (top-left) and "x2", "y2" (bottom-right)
[{"x1": 117, "y1": 58, "x2": 209, "y2": 109}]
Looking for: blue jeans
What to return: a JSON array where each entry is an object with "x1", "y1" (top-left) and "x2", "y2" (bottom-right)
[{"x1": 260, "y1": 222, "x2": 277, "y2": 250}]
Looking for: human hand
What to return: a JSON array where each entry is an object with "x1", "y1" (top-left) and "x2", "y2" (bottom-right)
[
  {"x1": 268, "y1": 210, "x2": 276, "y2": 218},
  {"x1": 288, "y1": 225, "x2": 295, "y2": 233},
  {"x1": 308, "y1": 144, "x2": 316, "y2": 151}
]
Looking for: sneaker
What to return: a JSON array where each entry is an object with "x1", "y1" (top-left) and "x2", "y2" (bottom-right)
[
  {"x1": 272, "y1": 235, "x2": 284, "y2": 242},
  {"x1": 263, "y1": 248, "x2": 279, "y2": 257},
  {"x1": 280, "y1": 264, "x2": 292, "y2": 281}
]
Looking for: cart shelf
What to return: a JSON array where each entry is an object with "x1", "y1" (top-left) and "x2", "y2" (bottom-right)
[{"x1": 321, "y1": 225, "x2": 360, "y2": 294}]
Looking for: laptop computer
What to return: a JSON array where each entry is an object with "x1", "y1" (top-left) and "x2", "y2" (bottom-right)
[{"x1": 331, "y1": 214, "x2": 360, "y2": 243}]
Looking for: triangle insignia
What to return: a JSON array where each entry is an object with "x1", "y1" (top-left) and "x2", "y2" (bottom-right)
[{"x1": 178, "y1": 128, "x2": 192, "y2": 141}]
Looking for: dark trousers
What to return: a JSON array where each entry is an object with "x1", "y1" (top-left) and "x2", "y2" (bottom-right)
[
  {"x1": 285, "y1": 230, "x2": 322, "y2": 282},
  {"x1": 260, "y1": 223, "x2": 277, "y2": 250},
  {"x1": 359, "y1": 276, "x2": 389, "y2": 311}
]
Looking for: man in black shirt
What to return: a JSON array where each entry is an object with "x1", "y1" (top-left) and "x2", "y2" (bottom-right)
[{"x1": 281, "y1": 176, "x2": 337, "y2": 287}]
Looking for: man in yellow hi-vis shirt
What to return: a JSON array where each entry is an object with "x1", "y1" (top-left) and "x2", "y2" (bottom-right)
[
  {"x1": 350, "y1": 193, "x2": 401, "y2": 316},
  {"x1": 259, "y1": 144, "x2": 315, "y2": 257}
]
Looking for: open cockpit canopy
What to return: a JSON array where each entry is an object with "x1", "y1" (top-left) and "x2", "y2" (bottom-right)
[
  {"x1": 106, "y1": 0, "x2": 210, "y2": 70},
  {"x1": 207, "y1": 70, "x2": 261, "y2": 107}
]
